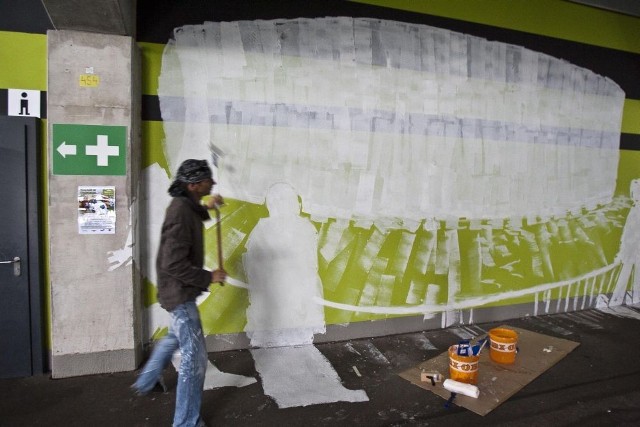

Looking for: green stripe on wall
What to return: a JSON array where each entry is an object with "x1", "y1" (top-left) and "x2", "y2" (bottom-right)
[
  {"x1": 623, "y1": 99, "x2": 640, "y2": 135},
  {"x1": 0, "y1": 31, "x2": 47, "y2": 90},
  {"x1": 142, "y1": 120, "x2": 169, "y2": 171},
  {"x1": 350, "y1": 0, "x2": 640, "y2": 54},
  {"x1": 139, "y1": 42, "x2": 165, "y2": 97}
]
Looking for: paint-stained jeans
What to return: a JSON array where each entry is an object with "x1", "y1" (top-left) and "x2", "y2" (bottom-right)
[{"x1": 133, "y1": 301, "x2": 208, "y2": 427}]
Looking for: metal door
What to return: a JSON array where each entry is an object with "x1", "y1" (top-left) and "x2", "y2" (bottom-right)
[{"x1": 0, "y1": 116, "x2": 44, "y2": 378}]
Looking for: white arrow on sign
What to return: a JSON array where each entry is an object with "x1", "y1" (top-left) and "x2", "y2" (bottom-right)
[{"x1": 57, "y1": 141, "x2": 77, "y2": 158}]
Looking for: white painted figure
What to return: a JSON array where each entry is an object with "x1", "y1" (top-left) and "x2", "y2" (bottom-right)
[
  {"x1": 244, "y1": 182, "x2": 326, "y2": 347},
  {"x1": 610, "y1": 179, "x2": 640, "y2": 306},
  {"x1": 242, "y1": 184, "x2": 367, "y2": 408}
]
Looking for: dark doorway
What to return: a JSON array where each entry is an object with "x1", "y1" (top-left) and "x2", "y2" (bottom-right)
[{"x1": 0, "y1": 116, "x2": 45, "y2": 378}]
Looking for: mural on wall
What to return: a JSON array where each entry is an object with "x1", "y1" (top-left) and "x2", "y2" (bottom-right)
[
  {"x1": 145, "y1": 15, "x2": 632, "y2": 327},
  {"x1": 134, "y1": 15, "x2": 636, "y2": 408}
]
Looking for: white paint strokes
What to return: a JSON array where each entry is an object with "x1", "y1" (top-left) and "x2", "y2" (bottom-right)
[
  {"x1": 531, "y1": 317, "x2": 574, "y2": 336},
  {"x1": 146, "y1": 302, "x2": 171, "y2": 339},
  {"x1": 610, "y1": 180, "x2": 640, "y2": 306},
  {"x1": 449, "y1": 327, "x2": 477, "y2": 340},
  {"x1": 159, "y1": 17, "x2": 624, "y2": 222},
  {"x1": 312, "y1": 261, "x2": 620, "y2": 315},
  {"x1": 559, "y1": 312, "x2": 604, "y2": 330},
  {"x1": 318, "y1": 219, "x2": 350, "y2": 262},
  {"x1": 140, "y1": 163, "x2": 172, "y2": 285},
  {"x1": 352, "y1": 366, "x2": 362, "y2": 377},
  {"x1": 423, "y1": 284, "x2": 439, "y2": 320},
  {"x1": 413, "y1": 333, "x2": 438, "y2": 351},
  {"x1": 361, "y1": 342, "x2": 391, "y2": 365},
  {"x1": 597, "y1": 305, "x2": 640, "y2": 320},
  {"x1": 244, "y1": 183, "x2": 326, "y2": 347},
  {"x1": 171, "y1": 353, "x2": 256, "y2": 390},
  {"x1": 107, "y1": 228, "x2": 132, "y2": 271},
  {"x1": 345, "y1": 342, "x2": 362, "y2": 356},
  {"x1": 202, "y1": 362, "x2": 257, "y2": 390},
  {"x1": 251, "y1": 346, "x2": 368, "y2": 408},
  {"x1": 225, "y1": 276, "x2": 249, "y2": 289},
  {"x1": 578, "y1": 310, "x2": 606, "y2": 322},
  {"x1": 443, "y1": 228, "x2": 462, "y2": 327}
]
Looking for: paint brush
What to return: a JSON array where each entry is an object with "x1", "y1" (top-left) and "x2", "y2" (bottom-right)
[{"x1": 472, "y1": 336, "x2": 488, "y2": 356}]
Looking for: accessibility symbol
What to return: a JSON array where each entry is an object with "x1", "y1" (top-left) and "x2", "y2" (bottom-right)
[{"x1": 52, "y1": 124, "x2": 127, "y2": 176}]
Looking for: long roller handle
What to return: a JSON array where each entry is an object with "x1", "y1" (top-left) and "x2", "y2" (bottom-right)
[{"x1": 213, "y1": 205, "x2": 224, "y2": 285}]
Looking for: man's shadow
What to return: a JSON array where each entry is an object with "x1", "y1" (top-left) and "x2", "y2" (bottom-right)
[{"x1": 243, "y1": 182, "x2": 368, "y2": 408}]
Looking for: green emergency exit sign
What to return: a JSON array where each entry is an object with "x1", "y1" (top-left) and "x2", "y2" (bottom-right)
[{"x1": 52, "y1": 124, "x2": 127, "y2": 175}]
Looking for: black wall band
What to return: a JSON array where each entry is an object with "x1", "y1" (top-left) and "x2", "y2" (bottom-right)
[
  {"x1": 620, "y1": 133, "x2": 640, "y2": 151},
  {"x1": 136, "y1": 0, "x2": 640, "y2": 99}
]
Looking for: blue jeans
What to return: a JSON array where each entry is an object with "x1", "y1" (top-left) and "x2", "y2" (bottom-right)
[{"x1": 134, "y1": 301, "x2": 208, "y2": 427}]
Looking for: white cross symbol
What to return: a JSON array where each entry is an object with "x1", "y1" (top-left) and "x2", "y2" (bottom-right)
[{"x1": 85, "y1": 135, "x2": 119, "y2": 166}]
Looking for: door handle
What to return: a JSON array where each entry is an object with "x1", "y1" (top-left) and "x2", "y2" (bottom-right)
[{"x1": 0, "y1": 256, "x2": 21, "y2": 276}]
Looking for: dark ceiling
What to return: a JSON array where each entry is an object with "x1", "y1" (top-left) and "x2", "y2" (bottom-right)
[
  {"x1": 6, "y1": 0, "x2": 638, "y2": 39},
  {"x1": 2, "y1": 1, "x2": 638, "y2": 39}
]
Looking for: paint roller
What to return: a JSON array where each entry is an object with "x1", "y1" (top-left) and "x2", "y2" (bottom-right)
[{"x1": 443, "y1": 379, "x2": 480, "y2": 399}]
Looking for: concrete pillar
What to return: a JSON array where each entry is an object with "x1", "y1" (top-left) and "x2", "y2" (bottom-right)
[{"x1": 47, "y1": 30, "x2": 142, "y2": 378}]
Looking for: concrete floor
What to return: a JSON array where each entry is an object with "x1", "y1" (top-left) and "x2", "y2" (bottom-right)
[{"x1": 1, "y1": 305, "x2": 640, "y2": 426}]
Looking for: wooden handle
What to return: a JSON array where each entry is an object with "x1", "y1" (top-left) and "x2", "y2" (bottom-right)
[{"x1": 214, "y1": 206, "x2": 224, "y2": 284}]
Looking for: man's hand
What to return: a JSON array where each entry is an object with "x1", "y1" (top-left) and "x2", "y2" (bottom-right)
[
  {"x1": 206, "y1": 194, "x2": 224, "y2": 210},
  {"x1": 211, "y1": 268, "x2": 226, "y2": 285}
]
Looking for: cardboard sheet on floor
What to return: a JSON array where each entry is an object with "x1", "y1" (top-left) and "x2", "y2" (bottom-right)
[{"x1": 398, "y1": 325, "x2": 579, "y2": 416}]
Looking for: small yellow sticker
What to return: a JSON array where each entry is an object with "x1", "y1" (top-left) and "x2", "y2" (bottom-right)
[{"x1": 79, "y1": 74, "x2": 100, "y2": 87}]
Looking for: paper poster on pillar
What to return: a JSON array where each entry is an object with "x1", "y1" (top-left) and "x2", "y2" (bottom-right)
[{"x1": 78, "y1": 186, "x2": 116, "y2": 234}]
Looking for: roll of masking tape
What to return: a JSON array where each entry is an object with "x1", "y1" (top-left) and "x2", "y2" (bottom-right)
[{"x1": 443, "y1": 379, "x2": 480, "y2": 398}]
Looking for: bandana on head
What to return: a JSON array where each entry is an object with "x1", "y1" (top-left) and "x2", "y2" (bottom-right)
[{"x1": 168, "y1": 159, "x2": 213, "y2": 197}]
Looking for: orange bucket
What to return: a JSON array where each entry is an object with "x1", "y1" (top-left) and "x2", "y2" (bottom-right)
[
  {"x1": 448, "y1": 345, "x2": 480, "y2": 384},
  {"x1": 489, "y1": 328, "x2": 518, "y2": 364}
]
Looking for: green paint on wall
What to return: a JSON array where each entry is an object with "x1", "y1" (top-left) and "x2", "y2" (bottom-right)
[
  {"x1": 349, "y1": 0, "x2": 640, "y2": 54},
  {"x1": 622, "y1": 99, "x2": 640, "y2": 134},
  {"x1": 0, "y1": 31, "x2": 47, "y2": 90},
  {"x1": 143, "y1": 277, "x2": 158, "y2": 307},
  {"x1": 142, "y1": 120, "x2": 170, "y2": 171},
  {"x1": 151, "y1": 326, "x2": 168, "y2": 341},
  {"x1": 200, "y1": 200, "x2": 266, "y2": 334},
  {"x1": 616, "y1": 150, "x2": 640, "y2": 196},
  {"x1": 200, "y1": 284, "x2": 250, "y2": 334},
  {"x1": 140, "y1": 185, "x2": 634, "y2": 334},
  {"x1": 188, "y1": 190, "x2": 631, "y2": 333},
  {"x1": 138, "y1": 42, "x2": 164, "y2": 96}
]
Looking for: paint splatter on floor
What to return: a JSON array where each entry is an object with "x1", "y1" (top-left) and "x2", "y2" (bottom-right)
[
  {"x1": 251, "y1": 345, "x2": 368, "y2": 408},
  {"x1": 597, "y1": 304, "x2": 640, "y2": 320}
]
